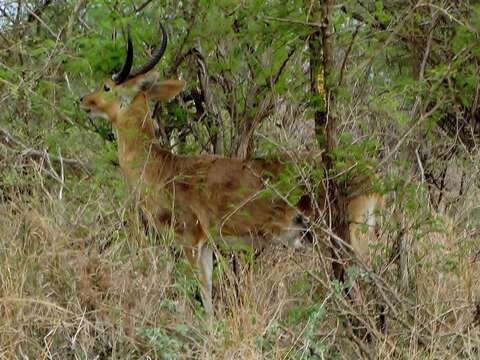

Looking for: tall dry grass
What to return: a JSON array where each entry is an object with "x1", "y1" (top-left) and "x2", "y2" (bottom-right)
[{"x1": 1, "y1": 137, "x2": 480, "y2": 359}]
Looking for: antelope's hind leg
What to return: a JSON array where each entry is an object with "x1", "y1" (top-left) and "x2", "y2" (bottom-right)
[
  {"x1": 182, "y1": 241, "x2": 214, "y2": 315},
  {"x1": 198, "y1": 241, "x2": 213, "y2": 315}
]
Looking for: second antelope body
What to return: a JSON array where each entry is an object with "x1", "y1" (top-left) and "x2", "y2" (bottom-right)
[{"x1": 80, "y1": 25, "x2": 382, "y2": 314}]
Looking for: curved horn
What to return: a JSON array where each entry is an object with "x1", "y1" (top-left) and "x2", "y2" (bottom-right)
[
  {"x1": 128, "y1": 22, "x2": 168, "y2": 79},
  {"x1": 112, "y1": 31, "x2": 133, "y2": 84}
]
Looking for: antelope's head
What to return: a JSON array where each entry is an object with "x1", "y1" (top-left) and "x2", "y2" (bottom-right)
[{"x1": 80, "y1": 23, "x2": 185, "y2": 124}]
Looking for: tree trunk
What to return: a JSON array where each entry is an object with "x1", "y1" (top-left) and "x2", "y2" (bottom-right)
[{"x1": 310, "y1": 0, "x2": 350, "y2": 281}]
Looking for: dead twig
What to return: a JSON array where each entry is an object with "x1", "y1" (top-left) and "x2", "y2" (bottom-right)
[{"x1": 0, "y1": 127, "x2": 87, "y2": 171}]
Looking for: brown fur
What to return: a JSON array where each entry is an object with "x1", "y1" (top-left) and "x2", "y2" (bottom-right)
[{"x1": 80, "y1": 71, "x2": 383, "y2": 314}]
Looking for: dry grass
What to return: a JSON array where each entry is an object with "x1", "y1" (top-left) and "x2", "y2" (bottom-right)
[
  {"x1": 1, "y1": 129, "x2": 480, "y2": 359},
  {"x1": 1, "y1": 0, "x2": 479, "y2": 356}
]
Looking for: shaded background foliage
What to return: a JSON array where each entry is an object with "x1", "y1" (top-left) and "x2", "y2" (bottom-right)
[{"x1": 1, "y1": 0, "x2": 480, "y2": 358}]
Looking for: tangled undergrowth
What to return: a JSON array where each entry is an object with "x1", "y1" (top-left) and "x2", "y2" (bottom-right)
[
  {"x1": 1, "y1": 130, "x2": 479, "y2": 358},
  {"x1": 1, "y1": 1, "x2": 480, "y2": 358}
]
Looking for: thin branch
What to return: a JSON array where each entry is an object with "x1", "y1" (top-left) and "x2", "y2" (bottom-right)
[
  {"x1": 130, "y1": 0, "x2": 154, "y2": 15},
  {"x1": 414, "y1": 146, "x2": 426, "y2": 183},
  {"x1": 0, "y1": 31, "x2": 12, "y2": 47},
  {"x1": 15, "y1": 0, "x2": 21, "y2": 25},
  {"x1": 168, "y1": 48, "x2": 197, "y2": 77},
  {"x1": 379, "y1": 99, "x2": 444, "y2": 168},
  {"x1": 262, "y1": 15, "x2": 326, "y2": 29},
  {"x1": 192, "y1": 47, "x2": 224, "y2": 154},
  {"x1": 419, "y1": 15, "x2": 437, "y2": 81},
  {"x1": 166, "y1": 0, "x2": 199, "y2": 77},
  {"x1": 25, "y1": 4, "x2": 56, "y2": 37},
  {"x1": 0, "y1": 127, "x2": 86, "y2": 170},
  {"x1": 410, "y1": 13, "x2": 438, "y2": 120},
  {"x1": 338, "y1": 24, "x2": 361, "y2": 87},
  {"x1": 27, "y1": 0, "x2": 52, "y2": 22},
  {"x1": 269, "y1": 46, "x2": 296, "y2": 87}
]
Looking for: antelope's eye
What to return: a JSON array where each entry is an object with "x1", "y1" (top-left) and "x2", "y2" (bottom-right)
[{"x1": 103, "y1": 84, "x2": 111, "y2": 92}]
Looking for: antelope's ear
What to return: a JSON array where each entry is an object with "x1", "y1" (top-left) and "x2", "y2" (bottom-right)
[
  {"x1": 148, "y1": 79, "x2": 186, "y2": 101},
  {"x1": 136, "y1": 71, "x2": 160, "y2": 91}
]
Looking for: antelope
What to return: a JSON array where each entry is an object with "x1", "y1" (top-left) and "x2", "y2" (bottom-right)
[{"x1": 80, "y1": 23, "x2": 383, "y2": 315}]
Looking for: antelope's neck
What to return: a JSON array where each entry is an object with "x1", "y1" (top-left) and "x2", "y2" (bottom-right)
[
  {"x1": 116, "y1": 128, "x2": 152, "y2": 181},
  {"x1": 114, "y1": 97, "x2": 168, "y2": 186}
]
